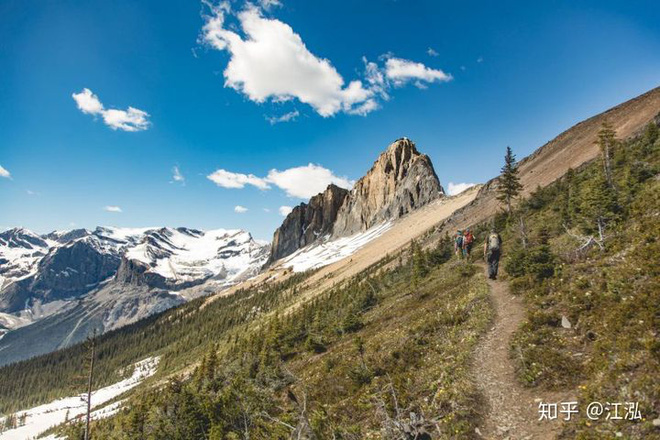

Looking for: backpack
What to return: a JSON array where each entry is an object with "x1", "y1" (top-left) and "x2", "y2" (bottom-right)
[
  {"x1": 455, "y1": 235, "x2": 463, "y2": 247},
  {"x1": 488, "y1": 233, "x2": 500, "y2": 250},
  {"x1": 464, "y1": 232, "x2": 474, "y2": 245}
]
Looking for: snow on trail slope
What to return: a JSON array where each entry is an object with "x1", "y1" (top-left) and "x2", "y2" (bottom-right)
[
  {"x1": 0, "y1": 357, "x2": 159, "y2": 440},
  {"x1": 283, "y1": 222, "x2": 392, "y2": 272}
]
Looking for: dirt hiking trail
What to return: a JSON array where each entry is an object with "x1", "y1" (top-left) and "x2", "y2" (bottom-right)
[{"x1": 474, "y1": 263, "x2": 574, "y2": 439}]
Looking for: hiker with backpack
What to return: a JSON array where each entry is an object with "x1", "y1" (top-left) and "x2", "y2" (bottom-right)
[
  {"x1": 484, "y1": 229, "x2": 502, "y2": 279},
  {"x1": 463, "y1": 228, "x2": 474, "y2": 257},
  {"x1": 454, "y1": 230, "x2": 464, "y2": 258}
]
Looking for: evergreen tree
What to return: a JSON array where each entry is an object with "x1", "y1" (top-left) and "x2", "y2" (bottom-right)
[
  {"x1": 497, "y1": 146, "x2": 523, "y2": 213},
  {"x1": 579, "y1": 169, "x2": 618, "y2": 246},
  {"x1": 410, "y1": 240, "x2": 428, "y2": 288}
]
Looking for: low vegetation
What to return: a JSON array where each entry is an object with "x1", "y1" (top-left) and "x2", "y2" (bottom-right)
[
  {"x1": 496, "y1": 120, "x2": 660, "y2": 438},
  {"x1": 55, "y1": 237, "x2": 492, "y2": 439}
]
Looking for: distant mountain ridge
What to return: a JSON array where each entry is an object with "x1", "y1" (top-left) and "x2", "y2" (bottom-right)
[
  {"x1": 268, "y1": 138, "x2": 444, "y2": 263},
  {"x1": 0, "y1": 226, "x2": 269, "y2": 365}
]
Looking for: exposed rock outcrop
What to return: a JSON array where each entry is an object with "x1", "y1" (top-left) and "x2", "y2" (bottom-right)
[
  {"x1": 267, "y1": 184, "x2": 349, "y2": 263},
  {"x1": 332, "y1": 138, "x2": 444, "y2": 237},
  {"x1": 0, "y1": 237, "x2": 121, "y2": 313},
  {"x1": 268, "y1": 138, "x2": 444, "y2": 263}
]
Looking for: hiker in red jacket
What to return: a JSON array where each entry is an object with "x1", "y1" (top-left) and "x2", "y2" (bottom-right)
[{"x1": 462, "y1": 228, "x2": 474, "y2": 257}]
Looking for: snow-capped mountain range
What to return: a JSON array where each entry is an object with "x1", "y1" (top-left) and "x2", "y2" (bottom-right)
[{"x1": 0, "y1": 226, "x2": 269, "y2": 364}]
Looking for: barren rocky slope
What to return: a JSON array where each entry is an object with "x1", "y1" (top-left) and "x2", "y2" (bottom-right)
[{"x1": 439, "y1": 86, "x2": 660, "y2": 234}]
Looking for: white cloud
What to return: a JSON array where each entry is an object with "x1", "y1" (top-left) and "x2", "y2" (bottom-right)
[
  {"x1": 384, "y1": 57, "x2": 452, "y2": 87},
  {"x1": 234, "y1": 205, "x2": 248, "y2": 213},
  {"x1": 447, "y1": 182, "x2": 476, "y2": 196},
  {"x1": 207, "y1": 169, "x2": 270, "y2": 190},
  {"x1": 266, "y1": 164, "x2": 353, "y2": 198},
  {"x1": 201, "y1": 5, "x2": 378, "y2": 117},
  {"x1": 279, "y1": 205, "x2": 293, "y2": 216},
  {"x1": 200, "y1": 4, "x2": 452, "y2": 118},
  {"x1": 72, "y1": 88, "x2": 150, "y2": 132},
  {"x1": 266, "y1": 110, "x2": 299, "y2": 125},
  {"x1": 26, "y1": 189, "x2": 38, "y2": 195},
  {"x1": 207, "y1": 163, "x2": 353, "y2": 199},
  {"x1": 102, "y1": 108, "x2": 150, "y2": 132},
  {"x1": 103, "y1": 205, "x2": 123, "y2": 213},
  {"x1": 263, "y1": 208, "x2": 271, "y2": 213},
  {"x1": 72, "y1": 88, "x2": 104, "y2": 114},
  {"x1": 477, "y1": 56, "x2": 484, "y2": 63},
  {"x1": 171, "y1": 166, "x2": 185, "y2": 184},
  {"x1": 427, "y1": 47, "x2": 439, "y2": 57},
  {"x1": 0, "y1": 165, "x2": 11, "y2": 179}
]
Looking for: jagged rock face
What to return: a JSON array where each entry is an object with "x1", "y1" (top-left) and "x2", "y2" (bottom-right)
[
  {"x1": 31, "y1": 238, "x2": 121, "y2": 296},
  {"x1": 0, "y1": 238, "x2": 121, "y2": 313},
  {"x1": 268, "y1": 184, "x2": 349, "y2": 263},
  {"x1": 267, "y1": 138, "x2": 444, "y2": 263},
  {"x1": 333, "y1": 138, "x2": 444, "y2": 236},
  {"x1": 43, "y1": 228, "x2": 91, "y2": 244},
  {"x1": 0, "y1": 228, "x2": 49, "y2": 250}
]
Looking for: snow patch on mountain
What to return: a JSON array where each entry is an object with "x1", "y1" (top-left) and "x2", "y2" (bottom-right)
[
  {"x1": 124, "y1": 228, "x2": 270, "y2": 286},
  {"x1": 0, "y1": 357, "x2": 159, "y2": 440},
  {"x1": 0, "y1": 228, "x2": 60, "y2": 289},
  {"x1": 283, "y1": 221, "x2": 392, "y2": 272}
]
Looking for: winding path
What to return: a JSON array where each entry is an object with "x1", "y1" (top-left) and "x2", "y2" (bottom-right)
[{"x1": 473, "y1": 264, "x2": 573, "y2": 439}]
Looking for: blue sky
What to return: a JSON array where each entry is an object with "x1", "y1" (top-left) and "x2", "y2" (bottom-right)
[{"x1": 1, "y1": 0, "x2": 658, "y2": 240}]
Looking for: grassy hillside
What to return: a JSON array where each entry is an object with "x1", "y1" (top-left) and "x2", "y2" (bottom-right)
[
  {"x1": 54, "y1": 238, "x2": 492, "y2": 439},
  {"x1": 2, "y1": 117, "x2": 658, "y2": 439},
  {"x1": 0, "y1": 271, "x2": 312, "y2": 414},
  {"x1": 496, "y1": 120, "x2": 660, "y2": 438}
]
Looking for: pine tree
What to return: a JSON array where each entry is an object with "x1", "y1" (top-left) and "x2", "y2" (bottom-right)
[
  {"x1": 497, "y1": 146, "x2": 523, "y2": 213},
  {"x1": 596, "y1": 121, "x2": 617, "y2": 188}
]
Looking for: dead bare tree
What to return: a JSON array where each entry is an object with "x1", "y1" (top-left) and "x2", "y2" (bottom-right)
[
  {"x1": 83, "y1": 329, "x2": 97, "y2": 440},
  {"x1": 563, "y1": 224, "x2": 605, "y2": 258},
  {"x1": 373, "y1": 376, "x2": 434, "y2": 440}
]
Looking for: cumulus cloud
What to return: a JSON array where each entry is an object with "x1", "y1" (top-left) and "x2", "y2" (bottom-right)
[
  {"x1": 427, "y1": 47, "x2": 439, "y2": 57},
  {"x1": 103, "y1": 205, "x2": 123, "y2": 213},
  {"x1": 201, "y1": 5, "x2": 375, "y2": 117},
  {"x1": 207, "y1": 169, "x2": 271, "y2": 190},
  {"x1": 171, "y1": 166, "x2": 185, "y2": 184},
  {"x1": 234, "y1": 205, "x2": 248, "y2": 213},
  {"x1": 0, "y1": 165, "x2": 11, "y2": 179},
  {"x1": 447, "y1": 182, "x2": 476, "y2": 196},
  {"x1": 266, "y1": 164, "x2": 353, "y2": 198},
  {"x1": 279, "y1": 206, "x2": 293, "y2": 216},
  {"x1": 200, "y1": 4, "x2": 451, "y2": 118},
  {"x1": 207, "y1": 163, "x2": 353, "y2": 199},
  {"x1": 384, "y1": 57, "x2": 452, "y2": 87},
  {"x1": 72, "y1": 88, "x2": 104, "y2": 114},
  {"x1": 72, "y1": 88, "x2": 150, "y2": 132},
  {"x1": 102, "y1": 108, "x2": 150, "y2": 132},
  {"x1": 266, "y1": 110, "x2": 299, "y2": 125}
]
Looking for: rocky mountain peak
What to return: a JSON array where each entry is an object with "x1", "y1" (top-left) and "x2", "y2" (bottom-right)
[
  {"x1": 331, "y1": 138, "x2": 444, "y2": 236},
  {"x1": 267, "y1": 138, "x2": 444, "y2": 264},
  {"x1": 0, "y1": 227, "x2": 49, "y2": 250},
  {"x1": 266, "y1": 184, "x2": 350, "y2": 264}
]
